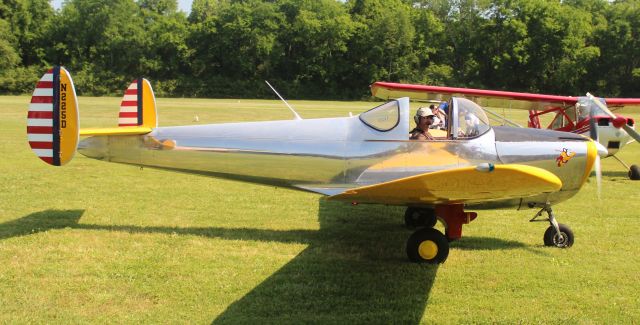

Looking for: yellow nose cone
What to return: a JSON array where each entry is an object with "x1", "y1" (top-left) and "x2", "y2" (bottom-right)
[{"x1": 581, "y1": 140, "x2": 598, "y2": 185}]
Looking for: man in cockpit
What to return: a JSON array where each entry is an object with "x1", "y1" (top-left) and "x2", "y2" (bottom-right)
[
  {"x1": 410, "y1": 107, "x2": 435, "y2": 140},
  {"x1": 576, "y1": 102, "x2": 590, "y2": 122}
]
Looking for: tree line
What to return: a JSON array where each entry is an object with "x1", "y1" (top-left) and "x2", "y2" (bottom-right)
[{"x1": 1, "y1": 0, "x2": 640, "y2": 99}]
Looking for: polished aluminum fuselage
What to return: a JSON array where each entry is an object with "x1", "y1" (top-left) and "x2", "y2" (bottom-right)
[{"x1": 78, "y1": 98, "x2": 596, "y2": 209}]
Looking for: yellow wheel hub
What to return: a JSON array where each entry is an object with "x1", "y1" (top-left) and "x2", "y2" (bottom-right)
[{"x1": 418, "y1": 240, "x2": 438, "y2": 260}]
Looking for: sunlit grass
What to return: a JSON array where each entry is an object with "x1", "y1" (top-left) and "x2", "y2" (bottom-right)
[{"x1": 1, "y1": 96, "x2": 639, "y2": 323}]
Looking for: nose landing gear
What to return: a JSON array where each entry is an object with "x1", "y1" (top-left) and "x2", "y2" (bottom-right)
[{"x1": 530, "y1": 204, "x2": 574, "y2": 248}]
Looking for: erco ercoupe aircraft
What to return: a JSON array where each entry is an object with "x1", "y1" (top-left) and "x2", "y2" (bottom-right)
[
  {"x1": 371, "y1": 81, "x2": 640, "y2": 179},
  {"x1": 27, "y1": 67, "x2": 607, "y2": 263}
]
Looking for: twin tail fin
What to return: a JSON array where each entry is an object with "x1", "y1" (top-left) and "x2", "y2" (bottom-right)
[
  {"x1": 27, "y1": 67, "x2": 79, "y2": 166},
  {"x1": 27, "y1": 67, "x2": 157, "y2": 166},
  {"x1": 118, "y1": 78, "x2": 157, "y2": 128}
]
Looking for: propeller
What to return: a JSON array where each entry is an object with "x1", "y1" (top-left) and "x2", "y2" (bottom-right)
[
  {"x1": 585, "y1": 94, "x2": 604, "y2": 199},
  {"x1": 595, "y1": 147, "x2": 602, "y2": 200},
  {"x1": 586, "y1": 92, "x2": 640, "y2": 143}
]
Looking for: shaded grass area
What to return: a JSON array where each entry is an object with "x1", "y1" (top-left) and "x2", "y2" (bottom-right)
[{"x1": 1, "y1": 96, "x2": 640, "y2": 323}]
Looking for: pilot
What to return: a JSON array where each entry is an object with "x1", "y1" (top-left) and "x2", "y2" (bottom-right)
[
  {"x1": 410, "y1": 107, "x2": 435, "y2": 140},
  {"x1": 576, "y1": 102, "x2": 590, "y2": 121}
]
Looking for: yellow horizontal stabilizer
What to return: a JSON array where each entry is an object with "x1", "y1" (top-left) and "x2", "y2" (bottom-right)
[
  {"x1": 79, "y1": 127, "x2": 152, "y2": 136},
  {"x1": 329, "y1": 164, "x2": 562, "y2": 205}
]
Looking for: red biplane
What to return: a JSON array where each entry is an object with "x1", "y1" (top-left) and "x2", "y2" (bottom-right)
[{"x1": 371, "y1": 82, "x2": 640, "y2": 180}]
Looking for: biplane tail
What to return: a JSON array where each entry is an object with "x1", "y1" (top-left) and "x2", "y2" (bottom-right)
[
  {"x1": 27, "y1": 67, "x2": 79, "y2": 166},
  {"x1": 27, "y1": 67, "x2": 156, "y2": 166}
]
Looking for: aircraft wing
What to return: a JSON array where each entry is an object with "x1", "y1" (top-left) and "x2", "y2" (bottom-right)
[
  {"x1": 328, "y1": 164, "x2": 562, "y2": 206},
  {"x1": 604, "y1": 98, "x2": 640, "y2": 110},
  {"x1": 371, "y1": 82, "x2": 640, "y2": 110}
]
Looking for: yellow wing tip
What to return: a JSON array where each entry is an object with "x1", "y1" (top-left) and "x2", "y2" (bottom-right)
[
  {"x1": 494, "y1": 164, "x2": 563, "y2": 191},
  {"x1": 329, "y1": 163, "x2": 563, "y2": 204}
]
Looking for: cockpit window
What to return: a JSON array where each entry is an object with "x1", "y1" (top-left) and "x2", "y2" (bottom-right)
[
  {"x1": 455, "y1": 98, "x2": 490, "y2": 138},
  {"x1": 359, "y1": 100, "x2": 400, "y2": 132},
  {"x1": 576, "y1": 96, "x2": 607, "y2": 121}
]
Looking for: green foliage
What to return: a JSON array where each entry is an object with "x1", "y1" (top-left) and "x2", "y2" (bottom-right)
[
  {"x1": 345, "y1": 0, "x2": 417, "y2": 95},
  {"x1": 2, "y1": 0, "x2": 640, "y2": 98},
  {"x1": 0, "y1": 0, "x2": 52, "y2": 94}
]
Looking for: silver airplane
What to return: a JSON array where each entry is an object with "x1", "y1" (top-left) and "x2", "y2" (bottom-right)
[{"x1": 27, "y1": 67, "x2": 607, "y2": 263}]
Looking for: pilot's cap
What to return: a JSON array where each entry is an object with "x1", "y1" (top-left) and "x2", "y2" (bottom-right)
[{"x1": 416, "y1": 107, "x2": 435, "y2": 118}]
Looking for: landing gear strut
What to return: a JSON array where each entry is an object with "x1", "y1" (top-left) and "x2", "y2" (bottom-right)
[
  {"x1": 405, "y1": 204, "x2": 477, "y2": 263},
  {"x1": 611, "y1": 155, "x2": 640, "y2": 180},
  {"x1": 530, "y1": 204, "x2": 574, "y2": 248}
]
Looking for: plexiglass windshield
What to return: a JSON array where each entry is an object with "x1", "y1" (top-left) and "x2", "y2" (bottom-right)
[
  {"x1": 359, "y1": 100, "x2": 400, "y2": 131},
  {"x1": 455, "y1": 98, "x2": 491, "y2": 138},
  {"x1": 576, "y1": 97, "x2": 608, "y2": 122}
]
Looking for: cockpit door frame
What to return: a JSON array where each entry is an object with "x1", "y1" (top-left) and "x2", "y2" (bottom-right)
[{"x1": 450, "y1": 97, "x2": 459, "y2": 140}]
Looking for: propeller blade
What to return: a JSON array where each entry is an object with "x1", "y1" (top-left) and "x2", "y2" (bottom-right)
[
  {"x1": 592, "y1": 139, "x2": 607, "y2": 201},
  {"x1": 586, "y1": 92, "x2": 616, "y2": 118},
  {"x1": 623, "y1": 124, "x2": 640, "y2": 143},
  {"x1": 586, "y1": 92, "x2": 640, "y2": 144},
  {"x1": 589, "y1": 105, "x2": 598, "y2": 140},
  {"x1": 595, "y1": 152, "x2": 602, "y2": 200}
]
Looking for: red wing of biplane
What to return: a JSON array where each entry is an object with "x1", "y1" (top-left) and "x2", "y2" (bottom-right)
[
  {"x1": 371, "y1": 81, "x2": 640, "y2": 111},
  {"x1": 371, "y1": 81, "x2": 640, "y2": 180}
]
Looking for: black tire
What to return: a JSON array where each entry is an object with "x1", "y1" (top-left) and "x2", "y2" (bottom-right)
[
  {"x1": 406, "y1": 228, "x2": 450, "y2": 264},
  {"x1": 404, "y1": 207, "x2": 437, "y2": 228},
  {"x1": 629, "y1": 165, "x2": 640, "y2": 180},
  {"x1": 543, "y1": 223, "x2": 574, "y2": 248}
]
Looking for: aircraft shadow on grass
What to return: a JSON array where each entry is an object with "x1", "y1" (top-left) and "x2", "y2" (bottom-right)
[
  {"x1": 600, "y1": 170, "x2": 632, "y2": 178},
  {"x1": 1, "y1": 203, "x2": 538, "y2": 324}
]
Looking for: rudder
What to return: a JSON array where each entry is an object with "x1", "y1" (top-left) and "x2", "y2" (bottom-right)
[{"x1": 27, "y1": 67, "x2": 79, "y2": 166}]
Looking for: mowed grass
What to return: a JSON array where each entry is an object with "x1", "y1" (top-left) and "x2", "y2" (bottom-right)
[{"x1": 1, "y1": 95, "x2": 640, "y2": 323}]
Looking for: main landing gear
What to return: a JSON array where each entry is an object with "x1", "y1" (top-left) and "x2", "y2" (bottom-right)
[
  {"x1": 404, "y1": 205, "x2": 477, "y2": 264},
  {"x1": 404, "y1": 203, "x2": 575, "y2": 264},
  {"x1": 530, "y1": 204, "x2": 574, "y2": 248}
]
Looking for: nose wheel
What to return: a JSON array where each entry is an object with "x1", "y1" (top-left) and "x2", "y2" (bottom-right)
[
  {"x1": 531, "y1": 204, "x2": 574, "y2": 248},
  {"x1": 543, "y1": 223, "x2": 574, "y2": 247}
]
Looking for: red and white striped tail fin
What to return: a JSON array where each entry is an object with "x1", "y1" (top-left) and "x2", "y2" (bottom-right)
[
  {"x1": 118, "y1": 78, "x2": 157, "y2": 128},
  {"x1": 27, "y1": 67, "x2": 79, "y2": 166}
]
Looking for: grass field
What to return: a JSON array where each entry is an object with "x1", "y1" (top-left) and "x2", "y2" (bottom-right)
[{"x1": 2, "y1": 95, "x2": 640, "y2": 323}]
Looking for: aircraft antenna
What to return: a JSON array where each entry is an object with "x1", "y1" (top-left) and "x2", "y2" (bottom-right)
[{"x1": 265, "y1": 81, "x2": 302, "y2": 120}]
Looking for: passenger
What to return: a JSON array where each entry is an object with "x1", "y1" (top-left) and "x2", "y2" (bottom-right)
[
  {"x1": 430, "y1": 104, "x2": 447, "y2": 130},
  {"x1": 410, "y1": 107, "x2": 435, "y2": 140},
  {"x1": 438, "y1": 101, "x2": 449, "y2": 115}
]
